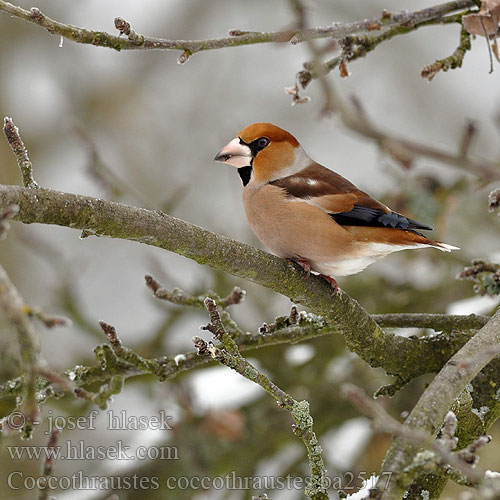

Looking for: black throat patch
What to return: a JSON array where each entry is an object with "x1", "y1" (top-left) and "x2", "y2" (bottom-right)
[{"x1": 237, "y1": 166, "x2": 252, "y2": 187}]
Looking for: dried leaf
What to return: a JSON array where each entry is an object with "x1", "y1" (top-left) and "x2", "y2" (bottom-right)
[
  {"x1": 463, "y1": 0, "x2": 500, "y2": 36},
  {"x1": 200, "y1": 410, "x2": 245, "y2": 441},
  {"x1": 339, "y1": 59, "x2": 350, "y2": 78},
  {"x1": 421, "y1": 64, "x2": 440, "y2": 81},
  {"x1": 366, "y1": 21, "x2": 382, "y2": 31},
  {"x1": 488, "y1": 187, "x2": 500, "y2": 214},
  {"x1": 493, "y1": 37, "x2": 500, "y2": 61}
]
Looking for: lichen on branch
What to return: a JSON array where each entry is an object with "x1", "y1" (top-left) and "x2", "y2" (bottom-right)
[{"x1": 0, "y1": 184, "x2": 482, "y2": 382}]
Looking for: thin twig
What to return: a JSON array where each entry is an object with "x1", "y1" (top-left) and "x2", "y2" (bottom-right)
[
  {"x1": 0, "y1": 204, "x2": 20, "y2": 240},
  {"x1": 196, "y1": 299, "x2": 329, "y2": 500},
  {"x1": 73, "y1": 123, "x2": 156, "y2": 210},
  {"x1": 421, "y1": 26, "x2": 472, "y2": 80},
  {"x1": 145, "y1": 275, "x2": 245, "y2": 308},
  {"x1": 3, "y1": 117, "x2": 39, "y2": 189},
  {"x1": 37, "y1": 366, "x2": 93, "y2": 400},
  {"x1": 146, "y1": 274, "x2": 487, "y2": 330},
  {"x1": 38, "y1": 429, "x2": 60, "y2": 500},
  {"x1": 0, "y1": 264, "x2": 41, "y2": 437},
  {"x1": 99, "y1": 321, "x2": 124, "y2": 356},
  {"x1": 98, "y1": 320, "x2": 156, "y2": 374},
  {"x1": 479, "y1": 17, "x2": 495, "y2": 74},
  {"x1": 301, "y1": 12, "x2": 465, "y2": 84},
  {"x1": 0, "y1": 0, "x2": 475, "y2": 55},
  {"x1": 371, "y1": 313, "x2": 489, "y2": 331},
  {"x1": 26, "y1": 306, "x2": 72, "y2": 329}
]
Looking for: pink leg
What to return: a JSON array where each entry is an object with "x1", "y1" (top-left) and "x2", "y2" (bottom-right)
[
  {"x1": 292, "y1": 258, "x2": 311, "y2": 277},
  {"x1": 319, "y1": 274, "x2": 339, "y2": 294}
]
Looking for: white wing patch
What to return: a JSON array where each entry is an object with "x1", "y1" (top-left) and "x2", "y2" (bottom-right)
[{"x1": 305, "y1": 178, "x2": 319, "y2": 185}]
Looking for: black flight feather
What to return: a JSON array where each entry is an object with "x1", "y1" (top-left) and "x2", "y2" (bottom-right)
[{"x1": 330, "y1": 205, "x2": 433, "y2": 232}]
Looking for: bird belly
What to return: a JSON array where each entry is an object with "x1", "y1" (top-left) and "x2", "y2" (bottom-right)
[
  {"x1": 244, "y1": 189, "x2": 353, "y2": 268},
  {"x1": 311, "y1": 242, "x2": 429, "y2": 276},
  {"x1": 310, "y1": 255, "x2": 381, "y2": 277},
  {"x1": 243, "y1": 186, "x2": 430, "y2": 277}
]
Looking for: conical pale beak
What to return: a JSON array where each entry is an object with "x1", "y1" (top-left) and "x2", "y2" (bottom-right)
[{"x1": 214, "y1": 137, "x2": 252, "y2": 168}]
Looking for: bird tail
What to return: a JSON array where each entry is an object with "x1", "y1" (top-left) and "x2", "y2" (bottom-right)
[{"x1": 429, "y1": 241, "x2": 460, "y2": 252}]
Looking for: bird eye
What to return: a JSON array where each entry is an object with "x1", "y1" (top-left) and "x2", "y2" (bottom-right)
[{"x1": 256, "y1": 137, "x2": 270, "y2": 150}]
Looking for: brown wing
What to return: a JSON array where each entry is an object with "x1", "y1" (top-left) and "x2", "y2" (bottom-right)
[
  {"x1": 270, "y1": 163, "x2": 433, "y2": 231},
  {"x1": 270, "y1": 163, "x2": 388, "y2": 212}
]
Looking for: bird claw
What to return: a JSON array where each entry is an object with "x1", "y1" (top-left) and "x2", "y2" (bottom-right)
[
  {"x1": 319, "y1": 274, "x2": 340, "y2": 295},
  {"x1": 292, "y1": 258, "x2": 311, "y2": 277},
  {"x1": 291, "y1": 259, "x2": 340, "y2": 295}
]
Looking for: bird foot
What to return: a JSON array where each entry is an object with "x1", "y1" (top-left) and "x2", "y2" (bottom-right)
[
  {"x1": 292, "y1": 258, "x2": 311, "y2": 277},
  {"x1": 319, "y1": 274, "x2": 340, "y2": 295},
  {"x1": 291, "y1": 260, "x2": 340, "y2": 295}
]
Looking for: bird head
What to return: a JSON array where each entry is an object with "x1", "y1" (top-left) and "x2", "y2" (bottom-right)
[{"x1": 214, "y1": 123, "x2": 304, "y2": 186}]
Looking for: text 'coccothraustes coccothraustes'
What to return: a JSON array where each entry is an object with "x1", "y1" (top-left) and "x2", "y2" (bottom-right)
[{"x1": 214, "y1": 123, "x2": 458, "y2": 292}]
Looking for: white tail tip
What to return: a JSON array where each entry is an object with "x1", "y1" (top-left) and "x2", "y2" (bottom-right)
[{"x1": 434, "y1": 242, "x2": 460, "y2": 252}]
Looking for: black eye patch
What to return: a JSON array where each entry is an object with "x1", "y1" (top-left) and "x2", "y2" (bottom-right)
[{"x1": 242, "y1": 136, "x2": 270, "y2": 155}]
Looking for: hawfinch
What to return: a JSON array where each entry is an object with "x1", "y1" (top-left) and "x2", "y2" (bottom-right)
[{"x1": 214, "y1": 123, "x2": 458, "y2": 289}]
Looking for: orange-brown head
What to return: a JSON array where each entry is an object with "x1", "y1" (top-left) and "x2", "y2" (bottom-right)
[{"x1": 214, "y1": 123, "x2": 304, "y2": 186}]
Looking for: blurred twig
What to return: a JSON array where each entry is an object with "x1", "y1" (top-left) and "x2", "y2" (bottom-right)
[
  {"x1": 458, "y1": 260, "x2": 500, "y2": 296},
  {"x1": 74, "y1": 123, "x2": 157, "y2": 210},
  {"x1": 38, "y1": 429, "x2": 60, "y2": 500},
  {"x1": 0, "y1": 264, "x2": 41, "y2": 437},
  {"x1": 0, "y1": 204, "x2": 19, "y2": 240},
  {"x1": 288, "y1": 5, "x2": 499, "y2": 182},
  {"x1": 343, "y1": 385, "x2": 484, "y2": 484}
]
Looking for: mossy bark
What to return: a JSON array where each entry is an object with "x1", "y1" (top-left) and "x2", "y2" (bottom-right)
[{"x1": 0, "y1": 184, "x2": 479, "y2": 382}]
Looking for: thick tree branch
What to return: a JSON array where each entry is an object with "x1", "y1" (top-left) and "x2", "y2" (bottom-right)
[
  {"x1": 378, "y1": 306, "x2": 500, "y2": 499},
  {"x1": 371, "y1": 313, "x2": 489, "y2": 331},
  {"x1": 0, "y1": 184, "x2": 478, "y2": 382},
  {"x1": 0, "y1": 0, "x2": 474, "y2": 57}
]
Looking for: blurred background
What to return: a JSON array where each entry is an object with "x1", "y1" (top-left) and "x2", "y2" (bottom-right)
[{"x1": 0, "y1": 1, "x2": 499, "y2": 499}]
